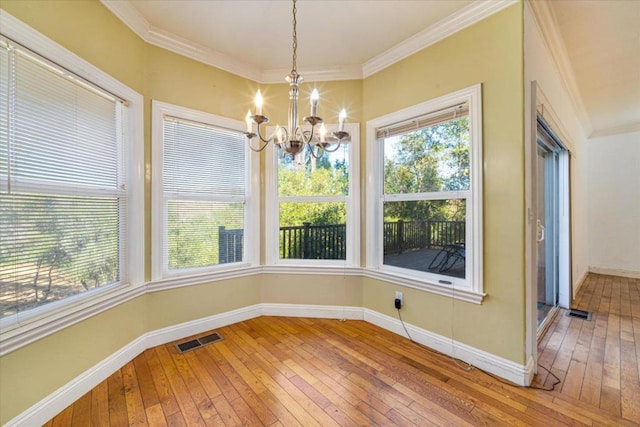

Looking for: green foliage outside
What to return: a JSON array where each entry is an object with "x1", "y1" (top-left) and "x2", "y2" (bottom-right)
[
  {"x1": 0, "y1": 195, "x2": 119, "y2": 317},
  {"x1": 277, "y1": 146, "x2": 349, "y2": 227},
  {"x1": 383, "y1": 117, "x2": 469, "y2": 223},
  {"x1": 167, "y1": 201, "x2": 243, "y2": 269}
]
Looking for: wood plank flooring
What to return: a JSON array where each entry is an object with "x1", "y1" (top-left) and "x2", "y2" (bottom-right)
[
  {"x1": 46, "y1": 273, "x2": 639, "y2": 426},
  {"x1": 533, "y1": 273, "x2": 640, "y2": 423}
]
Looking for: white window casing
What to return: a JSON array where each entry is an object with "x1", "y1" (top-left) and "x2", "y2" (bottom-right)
[
  {"x1": 151, "y1": 101, "x2": 260, "y2": 283},
  {"x1": 0, "y1": 11, "x2": 144, "y2": 354},
  {"x1": 264, "y1": 123, "x2": 360, "y2": 269},
  {"x1": 365, "y1": 85, "x2": 484, "y2": 303}
]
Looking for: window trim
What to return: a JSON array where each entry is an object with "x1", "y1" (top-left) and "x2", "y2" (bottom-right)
[
  {"x1": 264, "y1": 122, "x2": 360, "y2": 267},
  {"x1": 0, "y1": 10, "x2": 144, "y2": 351},
  {"x1": 151, "y1": 101, "x2": 260, "y2": 282},
  {"x1": 365, "y1": 85, "x2": 484, "y2": 301}
]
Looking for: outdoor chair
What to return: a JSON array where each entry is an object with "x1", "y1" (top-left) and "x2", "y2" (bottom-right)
[{"x1": 428, "y1": 243, "x2": 465, "y2": 273}]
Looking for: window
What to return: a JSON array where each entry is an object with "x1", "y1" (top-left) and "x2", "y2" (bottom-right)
[
  {"x1": 151, "y1": 101, "x2": 258, "y2": 280},
  {"x1": 265, "y1": 123, "x2": 359, "y2": 266},
  {"x1": 366, "y1": 85, "x2": 483, "y2": 300},
  {"x1": 0, "y1": 35, "x2": 143, "y2": 320}
]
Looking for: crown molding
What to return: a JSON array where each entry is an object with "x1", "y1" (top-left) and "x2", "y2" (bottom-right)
[
  {"x1": 260, "y1": 65, "x2": 363, "y2": 84},
  {"x1": 102, "y1": 0, "x2": 523, "y2": 84},
  {"x1": 526, "y1": 0, "x2": 593, "y2": 136},
  {"x1": 589, "y1": 121, "x2": 640, "y2": 139},
  {"x1": 100, "y1": 0, "x2": 262, "y2": 82},
  {"x1": 100, "y1": 0, "x2": 149, "y2": 40},
  {"x1": 362, "y1": 0, "x2": 519, "y2": 78}
]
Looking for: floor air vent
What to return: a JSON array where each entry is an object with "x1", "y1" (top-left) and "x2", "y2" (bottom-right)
[
  {"x1": 567, "y1": 309, "x2": 592, "y2": 320},
  {"x1": 176, "y1": 332, "x2": 223, "y2": 353}
]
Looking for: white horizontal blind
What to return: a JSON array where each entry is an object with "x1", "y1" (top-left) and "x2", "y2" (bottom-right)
[
  {"x1": 0, "y1": 38, "x2": 128, "y2": 319},
  {"x1": 162, "y1": 117, "x2": 246, "y2": 271},
  {"x1": 376, "y1": 102, "x2": 468, "y2": 140},
  {"x1": 0, "y1": 43, "x2": 8, "y2": 193}
]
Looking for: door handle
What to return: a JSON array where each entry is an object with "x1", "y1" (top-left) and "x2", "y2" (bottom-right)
[{"x1": 537, "y1": 220, "x2": 545, "y2": 242}]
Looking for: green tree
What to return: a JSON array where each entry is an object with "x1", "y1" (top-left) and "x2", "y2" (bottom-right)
[
  {"x1": 277, "y1": 145, "x2": 349, "y2": 227},
  {"x1": 383, "y1": 118, "x2": 469, "y2": 223},
  {"x1": 167, "y1": 201, "x2": 244, "y2": 269}
]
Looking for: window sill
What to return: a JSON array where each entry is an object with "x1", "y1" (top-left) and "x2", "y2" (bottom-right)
[
  {"x1": 1, "y1": 264, "x2": 484, "y2": 356},
  {"x1": 362, "y1": 268, "x2": 485, "y2": 304},
  {"x1": 0, "y1": 282, "x2": 146, "y2": 357},
  {"x1": 262, "y1": 264, "x2": 363, "y2": 276},
  {"x1": 147, "y1": 264, "x2": 262, "y2": 293}
]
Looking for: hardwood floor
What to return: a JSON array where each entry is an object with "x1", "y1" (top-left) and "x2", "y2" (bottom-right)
[
  {"x1": 46, "y1": 273, "x2": 639, "y2": 426},
  {"x1": 534, "y1": 273, "x2": 640, "y2": 423}
]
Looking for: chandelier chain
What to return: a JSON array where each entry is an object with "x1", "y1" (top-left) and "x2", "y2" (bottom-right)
[{"x1": 291, "y1": 0, "x2": 297, "y2": 73}]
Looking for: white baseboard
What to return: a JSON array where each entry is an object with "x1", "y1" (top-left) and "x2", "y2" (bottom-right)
[
  {"x1": 144, "y1": 304, "x2": 262, "y2": 349},
  {"x1": 5, "y1": 305, "x2": 262, "y2": 427},
  {"x1": 4, "y1": 335, "x2": 148, "y2": 427},
  {"x1": 260, "y1": 303, "x2": 363, "y2": 320},
  {"x1": 7, "y1": 304, "x2": 530, "y2": 425},
  {"x1": 589, "y1": 266, "x2": 640, "y2": 279},
  {"x1": 573, "y1": 268, "x2": 589, "y2": 299},
  {"x1": 363, "y1": 309, "x2": 534, "y2": 386}
]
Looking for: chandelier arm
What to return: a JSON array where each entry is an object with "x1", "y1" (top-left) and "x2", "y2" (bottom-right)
[
  {"x1": 322, "y1": 140, "x2": 343, "y2": 153},
  {"x1": 309, "y1": 143, "x2": 324, "y2": 159},
  {"x1": 300, "y1": 127, "x2": 316, "y2": 145},
  {"x1": 255, "y1": 126, "x2": 275, "y2": 144},
  {"x1": 247, "y1": 136, "x2": 270, "y2": 153}
]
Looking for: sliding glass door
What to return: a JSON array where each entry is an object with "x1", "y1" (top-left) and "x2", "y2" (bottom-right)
[{"x1": 536, "y1": 140, "x2": 560, "y2": 326}]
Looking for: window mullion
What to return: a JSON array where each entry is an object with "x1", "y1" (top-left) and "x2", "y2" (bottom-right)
[{"x1": 278, "y1": 195, "x2": 347, "y2": 203}]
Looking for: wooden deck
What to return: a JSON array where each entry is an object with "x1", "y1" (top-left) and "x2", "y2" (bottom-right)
[
  {"x1": 384, "y1": 247, "x2": 465, "y2": 279},
  {"x1": 45, "y1": 273, "x2": 639, "y2": 426}
]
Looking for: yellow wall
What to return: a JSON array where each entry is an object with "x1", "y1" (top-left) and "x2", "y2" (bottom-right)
[
  {"x1": 362, "y1": 4, "x2": 525, "y2": 362},
  {"x1": 0, "y1": 0, "x2": 525, "y2": 422},
  {"x1": 0, "y1": 296, "x2": 147, "y2": 423},
  {"x1": 146, "y1": 277, "x2": 261, "y2": 332},
  {"x1": 0, "y1": 1, "x2": 262, "y2": 422}
]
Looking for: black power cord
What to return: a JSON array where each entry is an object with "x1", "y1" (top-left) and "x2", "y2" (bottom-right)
[{"x1": 395, "y1": 307, "x2": 561, "y2": 392}]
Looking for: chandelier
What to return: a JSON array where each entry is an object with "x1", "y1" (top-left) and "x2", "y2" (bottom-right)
[{"x1": 244, "y1": 0, "x2": 350, "y2": 158}]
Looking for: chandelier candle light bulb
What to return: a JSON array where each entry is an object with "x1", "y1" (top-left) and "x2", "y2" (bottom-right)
[
  {"x1": 338, "y1": 109, "x2": 347, "y2": 132},
  {"x1": 254, "y1": 90, "x2": 263, "y2": 116},
  {"x1": 310, "y1": 88, "x2": 319, "y2": 117},
  {"x1": 320, "y1": 123, "x2": 327, "y2": 143}
]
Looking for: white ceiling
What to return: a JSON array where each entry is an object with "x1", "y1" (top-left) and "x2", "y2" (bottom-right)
[
  {"x1": 547, "y1": 0, "x2": 640, "y2": 137},
  {"x1": 102, "y1": 0, "x2": 640, "y2": 138},
  {"x1": 128, "y1": 0, "x2": 474, "y2": 74}
]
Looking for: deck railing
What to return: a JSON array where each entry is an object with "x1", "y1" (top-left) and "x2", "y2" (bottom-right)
[
  {"x1": 219, "y1": 220, "x2": 464, "y2": 263},
  {"x1": 383, "y1": 219, "x2": 465, "y2": 254},
  {"x1": 218, "y1": 226, "x2": 244, "y2": 264},
  {"x1": 280, "y1": 223, "x2": 346, "y2": 260}
]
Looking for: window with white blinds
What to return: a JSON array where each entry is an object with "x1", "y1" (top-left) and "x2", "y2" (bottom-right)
[
  {"x1": 0, "y1": 37, "x2": 132, "y2": 319},
  {"x1": 152, "y1": 102, "x2": 251, "y2": 278}
]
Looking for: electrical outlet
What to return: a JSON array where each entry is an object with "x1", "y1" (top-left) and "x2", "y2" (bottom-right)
[{"x1": 394, "y1": 291, "x2": 403, "y2": 309}]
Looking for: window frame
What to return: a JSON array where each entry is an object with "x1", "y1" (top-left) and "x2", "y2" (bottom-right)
[
  {"x1": 264, "y1": 122, "x2": 360, "y2": 268},
  {"x1": 365, "y1": 85, "x2": 484, "y2": 302},
  {"x1": 0, "y1": 11, "x2": 144, "y2": 346},
  {"x1": 151, "y1": 101, "x2": 260, "y2": 282}
]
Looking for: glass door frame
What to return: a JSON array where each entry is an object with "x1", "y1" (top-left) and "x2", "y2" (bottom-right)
[{"x1": 535, "y1": 115, "x2": 571, "y2": 336}]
